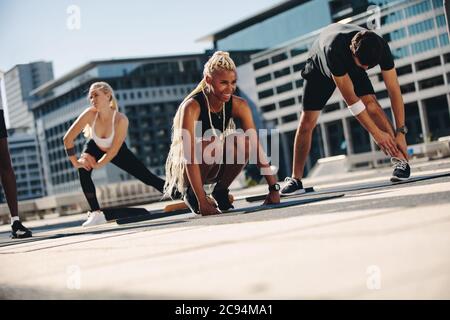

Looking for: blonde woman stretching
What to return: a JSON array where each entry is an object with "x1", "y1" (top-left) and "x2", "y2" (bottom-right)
[
  {"x1": 164, "y1": 51, "x2": 280, "y2": 216},
  {"x1": 63, "y1": 82, "x2": 166, "y2": 227}
]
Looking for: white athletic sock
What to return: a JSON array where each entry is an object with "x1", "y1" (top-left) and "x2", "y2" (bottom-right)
[{"x1": 11, "y1": 216, "x2": 20, "y2": 225}]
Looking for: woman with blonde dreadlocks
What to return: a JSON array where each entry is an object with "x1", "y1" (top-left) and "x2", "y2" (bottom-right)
[{"x1": 164, "y1": 51, "x2": 280, "y2": 216}]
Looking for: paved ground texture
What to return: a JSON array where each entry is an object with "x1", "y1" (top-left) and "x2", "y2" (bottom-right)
[{"x1": 0, "y1": 158, "x2": 449, "y2": 299}]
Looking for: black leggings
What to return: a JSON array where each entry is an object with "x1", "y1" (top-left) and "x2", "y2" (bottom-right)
[{"x1": 79, "y1": 139, "x2": 165, "y2": 211}]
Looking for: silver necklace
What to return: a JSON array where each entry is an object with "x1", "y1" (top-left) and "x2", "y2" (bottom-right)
[{"x1": 203, "y1": 89, "x2": 225, "y2": 142}]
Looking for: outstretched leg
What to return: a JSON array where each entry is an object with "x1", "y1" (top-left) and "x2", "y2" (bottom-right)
[{"x1": 111, "y1": 143, "x2": 165, "y2": 192}]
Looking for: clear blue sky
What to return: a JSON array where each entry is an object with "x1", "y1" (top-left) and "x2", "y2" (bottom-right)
[{"x1": 0, "y1": 0, "x2": 281, "y2": 78}]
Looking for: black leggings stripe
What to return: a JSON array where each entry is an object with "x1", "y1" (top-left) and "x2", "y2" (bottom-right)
[{"x1": 78, "y1": 139, "x2": 165, "y2": 211}]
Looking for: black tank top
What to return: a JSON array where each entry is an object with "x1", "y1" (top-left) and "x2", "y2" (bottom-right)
[{"x1": 192, "y1": 92, "x2": 233, "y2": 135}]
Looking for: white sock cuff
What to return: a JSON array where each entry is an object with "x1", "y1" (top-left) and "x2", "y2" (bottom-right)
[{"x1": 11, "y1": 216, "x2": 20, "y2": 225}]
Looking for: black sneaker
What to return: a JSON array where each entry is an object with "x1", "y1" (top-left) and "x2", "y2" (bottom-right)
[
  {"x1": 390, "y1": 157, "x2": 411, "y2": 182},
  {"x1": 183, "y1": 186, "x2": 200, "y2": 214},
  {"x1": 280, "y1": 177, "x2": 305, "y2": 195},
  {"x1": 212, "y1": 187, "x2": 234, "y2": 211},
  {"x1": 11, "y1": 221, "x2": 32, "y2": 239}
]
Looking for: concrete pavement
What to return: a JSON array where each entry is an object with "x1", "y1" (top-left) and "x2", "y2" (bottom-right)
[{"x1": 0, "y1": 158, "x2": 449, "y2": 299}]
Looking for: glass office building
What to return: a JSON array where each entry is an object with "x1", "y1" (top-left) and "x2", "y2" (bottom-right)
[
  {"x1": 198, "y1": 0, "x2": 371, "y2": 52},
  {"x1": 31, "y1": 55, "x2": 206, "y2": 195},
  {"x1": 240, "y1": 0, "x2": 450, "y2": 178}
]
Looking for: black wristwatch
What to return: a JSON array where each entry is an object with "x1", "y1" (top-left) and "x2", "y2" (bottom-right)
[
  {"x1": 269, "y1": 183, "x2": 280, "y2": 192},
  {"x1": 396, "y1": 125, "x2": 408, "y2": 135}
]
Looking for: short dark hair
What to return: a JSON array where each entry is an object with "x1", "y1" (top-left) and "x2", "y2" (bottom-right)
[{"x1": 350, "y1": 30, "x2": 383, "y2": 67}]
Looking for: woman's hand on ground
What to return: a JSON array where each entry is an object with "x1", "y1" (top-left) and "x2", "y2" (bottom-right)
[{"x1": 199, "y1": 200, "x2": 221, "y2": 216}]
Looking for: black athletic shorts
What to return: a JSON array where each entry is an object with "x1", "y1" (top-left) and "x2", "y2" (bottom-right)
[
  {"x1": 301, "y1": 58, "x2": 375, "y2": 111},
  {"x1": 0, "y1": 110, "x2": 7, "y2": 139}
]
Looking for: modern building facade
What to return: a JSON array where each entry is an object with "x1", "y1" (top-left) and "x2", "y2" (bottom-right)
[
  {"x1": 30, "y1": 54, "x2": 207, "y2": 195},
  {"x1": 236, "y1": 0, "x2": 450, "y2": 178},
  {"x1": 198, "y1": 0, "x2": 370, "y2": 52},
  {"x1": 3, "y1": 61, "x2": 53, "y2": 129}
]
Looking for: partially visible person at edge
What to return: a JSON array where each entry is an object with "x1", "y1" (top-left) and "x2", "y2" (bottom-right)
[
  {"x1": 0, "y1": 103, "x2": 32, "y2": 238},
  {"x1": 164, "y1": 51, "x2": 280, "y2": 216},
  {"x1": 63, "y1": 81, "x2": 169, "y2": 227}
]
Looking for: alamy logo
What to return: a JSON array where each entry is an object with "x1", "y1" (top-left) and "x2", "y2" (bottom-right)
[
  {"x1": 366, "y1": 265, "x2": 381, "y2": 290},
  {"x1": 66, "y1": 265, "x2": 81, "y2": 290},
  {"x1": 66, "y1": 5, "x2": 81, "y2": 30}
]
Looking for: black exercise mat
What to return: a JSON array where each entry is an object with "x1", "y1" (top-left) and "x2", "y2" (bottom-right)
[
  {"x1": 245, "y1": 171, "x2": 450, "y2": 202},
  {"x1": 116, "y1": 193, "x2": 344, "y2": 224},
  {"x1": 103, "y1": 207, "x2": 149, "y2": 220}
]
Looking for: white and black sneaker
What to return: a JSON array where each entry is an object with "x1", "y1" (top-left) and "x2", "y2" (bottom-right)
[
  {"x1": 82, "y1": 210, "x2": 107, "y2": 227},
  {"x1": 390, "y1": 157, "x2": 411, "y2": 182},
  {"x1": 280, "y1": 177, "x2": 306, "y2": 196},
  {"x1": 11, "y1": 221, "x2": 32, "y2": 239}
]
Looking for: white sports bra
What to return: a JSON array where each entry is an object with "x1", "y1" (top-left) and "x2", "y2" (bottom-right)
[{"x1": 92, "y1": 111, "x2": 116, "y2": 149}]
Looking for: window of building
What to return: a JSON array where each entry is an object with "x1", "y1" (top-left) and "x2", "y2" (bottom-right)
[
  {"x1": 282, "y1": 114, "x2": 298, "y2": 124},
  {"x1": 410, "y1": 37, "x2": 438, "y2": 54},
  {"x1": 392, "y1": 46, "x2": 410, "y2": 59},
  {"x1": 439, "y1": 33, "x2": 449, "y2": 46},
  {"x1": 383, "y1": 28, "x2": 406, "y2": 42},
  {"x1": 432, "y1": 0, "x2": 444, "y2": 8},
  {"x1": 325, "y1": 120, "x2": 346, "y2": 156},
  {"x1": 415, "y1": 56, "x2": 441, "y2": 71},
  {"x1": 258, "y1": 88, "x2": 274, "y2": 99},
  {"x1": 261, "y1": 103, "x2": 276, "y2": 113},
  {"x1": 376, "y1": 89, "x2": 389, "y2": 100},
  {"x1": 381, "y1": 10, "x2": 404, "y2": 25},
  {"x1": 405, "y1": 0, "x2": 431, "y2": 18},
  {"x1": 293, "y1": 62, "x2": 306, "y2": 72},
  {"x1": 404, "y1": 102, "x2": 424, "y2": 144},
  {"x1": 396, "y1": 64, "x2": 413, "y2": 77},
  {"x1": 349, "y1": 117, "x2": 371, "y2": 154},
  {"x1": 253, "y1": 59, "x2": 269, "y2": 70},
  {"x1": 271, "y1": 52, "x2": 288, "y2": 64},
  {"x1": 418, "y1": 75, "x2": 444, "y2": 89},
  {"x1": 400, "y1": 82, "x2": 416, "y2": 94},
  {"x1": 256, "y1": 73, "x2": 272, "y2": 85},
  {"x1": 323, "y1": 102, "x2": 340, "y2": 113},
  {"x1": 423, "y1": 95, "x2": 450, "y2": 140},
  {"x1": 290, "y1": 45, "x2": 308, "y2": 57},
  {"x1": 295, "y1": 79, "x2": 304, "y2": 88},
  {"x1": 279, "y1": 97, "x2": 296, "y2": 108},
  {"x1": 274, "y1": 67, "x2": 291, "y2": 79},
  {"x1": 436, "y1": 14, "x2": 447, "y2": 28},
  {"x1": 276, "y1": 82, "x2": 293, "y2": 95},
  {"x1": 408, "y1": 18, "x2": 435, "y2": 36}
]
